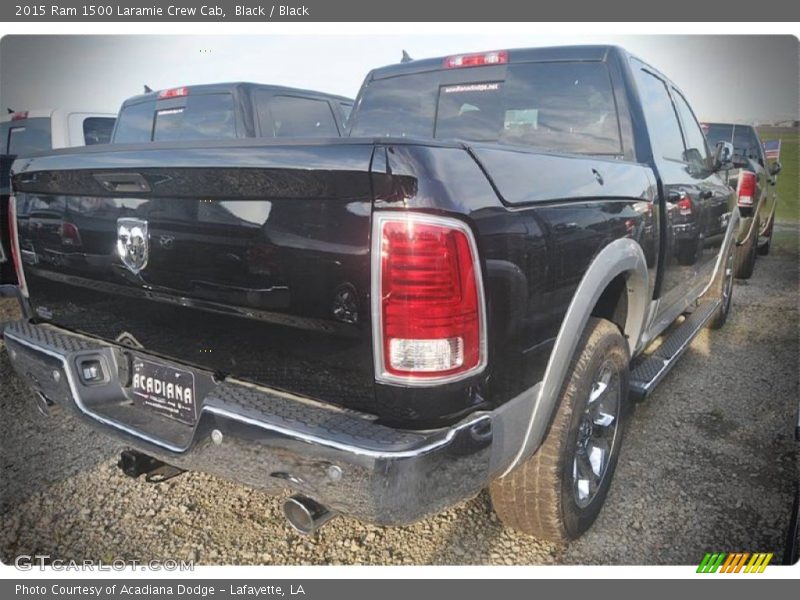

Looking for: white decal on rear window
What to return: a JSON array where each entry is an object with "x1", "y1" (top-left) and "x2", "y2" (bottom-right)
[{"x1": 442, "y1": 83, "x2": 501, "y2": 94}]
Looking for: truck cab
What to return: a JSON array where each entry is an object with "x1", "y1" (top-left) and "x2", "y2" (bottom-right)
[{"x1": 111, "y1": 82, "x2": 353, "y2": 143}]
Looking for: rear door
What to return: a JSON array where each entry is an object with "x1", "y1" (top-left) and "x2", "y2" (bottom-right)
[
  {"x1": 632, "y1": 64, "x2": 704, "y2": 303},
  {"x1": 671, "y1": 88, "x2": 732, "y2": 264}
]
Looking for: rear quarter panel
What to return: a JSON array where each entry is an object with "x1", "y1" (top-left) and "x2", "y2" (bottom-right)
[{"x1": 375, "y1": 144, "x2": 658, "y2": 416}]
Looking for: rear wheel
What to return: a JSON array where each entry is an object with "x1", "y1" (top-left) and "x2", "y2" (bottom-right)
[
  {"x1": 734, "y1": 216, "x2": 759, "y2": 279},
  {"x1": 707, "y1": 240, "x2": 735, "y2": 330},
  {"x1": 489, "y1": 318, "x2": 630, "y2": 542},
  {"x1": 758, "y1": 214, "x2": 773, "y2": 256}
]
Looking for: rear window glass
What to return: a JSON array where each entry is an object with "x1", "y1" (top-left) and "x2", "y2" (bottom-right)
[
  {"x1": 112, "y1": 101, "x2": 154, "y2": 143},
  {"x1": 153, "y1": 94, "x2": 236, "y2": 142},
  {"x1": 83, "y1": 117, "x2": 115, "y2": 145},
  {"x1": 113, "y1": 93, "x2": 236, "y2": 143},
  {"x1": 703, "y1": 124, "x2": 762, "y2": 161},
  {"x1": 256, "y1": 94, "x2": 339, "y2": 138},
  {"x1": 6, "y1": 118, "x2": 51, "y2": 155},
  {"x1": 732, "y1": 126, "x2": 763, "y2": 161},
  {"x1": 632, "y1": 68, "x2": 685, "y2": 161},
  {"x1": 349, "y1": 62, "x2": 622, "y2": 155},
  {"x1": 702, "y1": 123, "x2": 734, "y2": 150}
]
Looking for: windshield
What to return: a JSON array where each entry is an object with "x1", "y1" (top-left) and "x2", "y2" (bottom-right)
[
  {"x1": 349, "y1": 62, "x2": 622, "y2": 155},
  {"x1": 113, "y1": 93, "x2": 237, "y2": 143}
]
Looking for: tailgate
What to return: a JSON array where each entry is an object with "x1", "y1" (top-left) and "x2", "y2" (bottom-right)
[{"x1": 10, "y1": 142, "x2": 378, "y2": 414}]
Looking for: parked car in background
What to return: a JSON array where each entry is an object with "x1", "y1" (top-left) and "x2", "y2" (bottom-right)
[
  {"x1": 1, "y1": 109, "x2": 116, "y2": 290},
  {"x1": 2, "y1": 46, "x2": 739, "y2": 543},
  {"x1": 111, "y1": 83, "x2": 353, "y2": 143},
  {"x1": 702, "y1": 123, "x2": 781, "y2": 278}
]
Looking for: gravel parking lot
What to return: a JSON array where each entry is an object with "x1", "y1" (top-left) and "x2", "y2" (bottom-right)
[{"x1": 1, "y1": 238, "x2": 797, "y2": 566}]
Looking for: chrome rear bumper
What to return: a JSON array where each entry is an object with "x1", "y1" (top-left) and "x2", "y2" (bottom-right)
[{"x1": 2, "y1": 319, "x2": 534, "y2": 525}]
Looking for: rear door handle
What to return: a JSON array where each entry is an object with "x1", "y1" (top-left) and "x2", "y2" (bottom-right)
[{"x1": 93, "y1": 172, "x2": 150, "y2": 193}]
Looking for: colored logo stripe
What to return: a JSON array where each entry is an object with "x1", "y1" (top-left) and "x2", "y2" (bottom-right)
[
  {"x1": 697, "y1": 552, "x2": 773, "y2": 573},
  {"x1": 697, "y1": 553, "x2": 726, "y2": 573},
  {"x1": 744, "y1": 553, "x2": 773, "y2": 573}
]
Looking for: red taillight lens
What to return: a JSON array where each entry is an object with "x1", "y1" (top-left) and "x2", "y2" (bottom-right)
[
  {"x1": 444, "y1": 50, "x2": 508, "y2": 69},
  {"x1": 11, "y1": 111, "x2": 29, "y2": 121},
  {"x1": 157, "y1": 87, "x2": 188, "y2": 99},
  {"x1": 736, "y1": 171, "x2": 756, "y2": 207},
  {"x1": 59, "y1": 222, "x2": 82, "y2": 247},
  {"x1": 677, "y1": 195, "x2": 693, "y2": 216},
  {"x1": 374, "y1": 214, "x2": 485, "y2": 383},
  {"x1": 8, "y1": 196, "x2": 28, "y2": 297}
]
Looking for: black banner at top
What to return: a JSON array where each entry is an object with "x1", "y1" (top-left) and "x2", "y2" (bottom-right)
[{"x1": 4, "y1": 0, "x2": 800, "y2": 21}]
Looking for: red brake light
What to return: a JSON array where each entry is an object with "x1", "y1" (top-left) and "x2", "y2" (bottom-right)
[
  {"x1": 677, "y1": 195, "x2": 693, "y2": 216},
  {"x1": 373, "y1": 213, "x2": 486, "y2": 383},
  {"x1": 59, "y1": 222, "x2": 82, "y2": 247},
  {"x1": 736, "y1": 171, "x2": 756, "y2": 207},
  {"x1": 8, "y1": 196, "x2": 29, "y2": 297},
  {"x1": 157, "y1": 87, "x2": 188, "y2": 99},
  {"x1": 444, "y1": 50, "x2": 508, "y2": 69},
  {"x1": 11, "y1": 111, "x2": 28, "y2": 121}
]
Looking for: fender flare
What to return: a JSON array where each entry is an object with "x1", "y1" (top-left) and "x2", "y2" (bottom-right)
[{"x1": 501, "y1": 237, "x2": 649, "y2": 476}]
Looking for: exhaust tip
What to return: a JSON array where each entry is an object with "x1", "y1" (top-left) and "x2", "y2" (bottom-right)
[{"x1": 283, "y1": 495, "x2": 335, "y2": 535}]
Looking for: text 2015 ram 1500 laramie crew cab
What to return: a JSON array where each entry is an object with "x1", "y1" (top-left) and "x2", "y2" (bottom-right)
[{"x1": 1, "y1": 46, "x2": 739, "y2": 542}]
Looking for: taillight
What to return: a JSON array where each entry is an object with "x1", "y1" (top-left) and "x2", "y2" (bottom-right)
[
  {"x1": 677, "y1": 195, "x2": 693, "y2": 216},
  {"x1": 444, "y1": 50, "x2": 508, "y2": 69},
  {"x1": 11, "y1": 111, "x2": 29, "y2": 121},
  {"x1": 736, "y1": 171, "x2": 756, "y2": 207},
  {"x1": 372, "y1": 213, "x2": 486, "y2": 384},
  {"x1": 8, "y1": 196, "x2": 28, "y2": 297},
  {"x1": 59, "y1": 222, "x2": 82, "y2": 247},
  {"x1": 157, "y1": 87, "x2": 188, "y2": 99}
]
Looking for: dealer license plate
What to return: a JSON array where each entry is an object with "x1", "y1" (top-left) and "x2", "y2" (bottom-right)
[{"x1": 131, "y1": 358, "x2": 197, "y2": 425}]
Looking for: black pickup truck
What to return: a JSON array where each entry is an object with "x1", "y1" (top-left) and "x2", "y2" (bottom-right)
[
  {"x1": 111, "y1": 82, "x2": 354, "y2": 143},
  {"x1": 1, "y1": 46, "x2": 739, "y2": 542}
]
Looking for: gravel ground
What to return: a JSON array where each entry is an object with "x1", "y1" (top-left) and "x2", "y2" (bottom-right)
[{"x1": 0, "y1": 242, "x2": 797, "y2": 566}]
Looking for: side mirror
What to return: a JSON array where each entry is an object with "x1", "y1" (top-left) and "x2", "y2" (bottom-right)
[
  {"x1": 769, "y1": 161, "x2": 782, "y2": 176},
  {"x1": 713, "y1": 141, "x2": 734, "y2": 171}
]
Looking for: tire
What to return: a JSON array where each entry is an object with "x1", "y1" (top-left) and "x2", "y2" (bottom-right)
[
  {"x1": 489, "y1": 318, "x2": 631, "y2": 542},
  {"x1": 676, "y1": 234, "x2": 703, "y2": 266},
  {"x1": 734, "y1": 216, "x2": 759, "y2": 279},
  {"x1": 707, "y1": 240, "x2": 735, "y2": 330},
  {"x1": 758, "y1": 215, "x2": 773, "y2": 256}
]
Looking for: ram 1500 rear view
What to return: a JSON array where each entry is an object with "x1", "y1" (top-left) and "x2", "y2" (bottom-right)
[{"x1": 1, "y1": 46, "x2": 738, "y2": 542}]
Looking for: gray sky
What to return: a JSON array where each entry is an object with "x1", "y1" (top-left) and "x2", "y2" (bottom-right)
[{"x1": 1, "y1": 34, "x2": 797, "y2": 123}]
